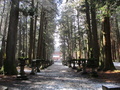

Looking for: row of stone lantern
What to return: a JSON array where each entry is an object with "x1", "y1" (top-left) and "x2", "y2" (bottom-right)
[
  {"x1": 17, "y1": 57, "x2": 54, "y2": 80},
  {"x1": 30, "y1": 59, "x2": 53, "y2": 75},
  {"x1": 64, "y1": 58, "x2": 98, "y2": 77}
]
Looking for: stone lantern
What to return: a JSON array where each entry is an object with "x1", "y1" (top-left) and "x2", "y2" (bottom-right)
[
  {"x1": 17, "y1": 53, "x2": 28, "y2": 80},
  {"x1": 17, "y1": 57, "x2": 28, "y2": 80},
  {"x1": 36, "y1": 59, "x2": 41, "y2": 72}
]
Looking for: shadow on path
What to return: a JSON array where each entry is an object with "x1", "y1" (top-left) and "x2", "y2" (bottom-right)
[{"x1": 0, "y1": 60, "x2": 120, "y2": 90}]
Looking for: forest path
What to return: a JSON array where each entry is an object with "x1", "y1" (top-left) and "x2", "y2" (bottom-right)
[{"x1": 0, "y1": 61, "x2": 120, "y2": 90}]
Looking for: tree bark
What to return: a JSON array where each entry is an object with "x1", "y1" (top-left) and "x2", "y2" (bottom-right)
[
  {"x1": 37, "y1": 8, "x2": 45, "y2": 59},
  {"x1": 0, "y1": 13, "x2": 8, "y2": 68},
  {"x1": 29, "y1": 0, "x2": 34, "y2": 63},
  {"x1": 85, "y1": 0, "x2": 92, "y2": 58},
  {"x1": 29, "y1": 16, "x2": 34, "y2": 63},
  {"x1": 22, "y1": 17, "x2": 25, "y2": 54},
  {"x1": 115, "y1": 15, "x2": 120, "y2": 61},
  {"x1": 103, "y1": 17, "x2": 116, "y2": 70},
  {"x1": 18, "y1": 17, "x2": 22, "y2": 57},
  {"x1": 4, "y1": 0, "x2": 19, "y2": 75},
  {"x1": 0, "y1": 0, "x2": 6, "y2": 34},
  {"x1": 25, "y1": 17, "x2": 28, "y2": 57},
  {"x1": 90, "y1": 0, "x2": 100, "y2": 66},
  {"x1": 33, "y1": 2, "x2": 38, "y2": 59},
  {"x1": 33, "y1": 15, "x2": 37, "y2": 59}
]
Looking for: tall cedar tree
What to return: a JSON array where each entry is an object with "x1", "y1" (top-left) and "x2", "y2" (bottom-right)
[
  {"x1": 85, "y1": 0, "x2": 93, "y2": 58},
  {"x1": 103, "y1": 16, "x2": 116, "y2": 70},
  {"x1": 90, "y1": 0, "x2": 100, "y2": 66},
  {"x1": 4, "y1": 0, "x2": 19, "y2": 75},
  {"x1": 37, "y1": 8, "x2": 45, "y2": 59},
  {"x1": 29, "y1": 0, "x2": 34, "y2": 64}
]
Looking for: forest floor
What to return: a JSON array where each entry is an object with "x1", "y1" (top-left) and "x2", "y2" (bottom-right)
[{"x1": 0, "y1": 61, "x2": 120, "y2": 90}]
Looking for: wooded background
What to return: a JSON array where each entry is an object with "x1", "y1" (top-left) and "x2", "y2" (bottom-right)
[{"x1": 0, "y1": 0, "x2": 120, "y2": 75}]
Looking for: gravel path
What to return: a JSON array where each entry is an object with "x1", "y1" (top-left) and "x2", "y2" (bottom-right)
[{"x1": 0, "y1": 61, "x2": 120, "y2": 90}]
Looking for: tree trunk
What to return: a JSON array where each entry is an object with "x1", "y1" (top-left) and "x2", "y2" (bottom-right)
[
  {"x1": 99, "y1": 21, "x2": 105, "y2": 70},
  {"x1": 73, "y1": 21, "x2": 77, "y2": 59},
  {"x1": 76, "y1": 9, "x2": 81, "y2": 58},
  {"x1": 67, "y1": 16, "x2": 71, "y2": 55},
  {"x1": 29, "y1": 0, "x2": 34, "y2": 63},
  {"x1": 18, "y1": 18, "x2": 22, "y2": 57},
  {"x1": 0, "y1": 13, "x2": 8, "y2": 68},
  {"x1": 37, "y1": 8, "x2": 45, "y2": 59},
  {"x1": 25, "y1": 17, "x2": 28, "y2": 57},
  {"x1": 90, "y1": 0, "x2": 99, "y2": 66},
  {"x1": 103, "y1": 17, "x2": 116, "y2": 70},
  {"x1": 85, "y1": 0, "x2": 92, "y2": 58},
  {"x1": 111, "y1": 40, "x2": 116, "y2": 61},
  {"x1": 29, "y1": 16, "x2": 34, "y2": 63},
  {"x1": 22, "y1": 17, "x2": 25, "y2": 54},
  {"x1": 115, "y1": 15, "x2": 120, "y2": 61},
  {"x1": 33, "y1": 15, "x2": 37, "y2": 59},
  {"x1": 0, "y1": 0, "x2": 6, "y2": 34},
  {"x1": 4, "y1": 0, "x2": 19, "y2": 75},
  {"x1": 43, "y1": 18, "x2": 48, "y2": 60},
  {"x1": 70, "y1": 20, "x2": 73, "y2": 57},
  {"x1": 63, "y1": 38, "x2": 66, "y2": 60}
]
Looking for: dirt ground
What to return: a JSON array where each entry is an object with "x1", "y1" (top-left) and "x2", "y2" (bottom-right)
[{"x1": 0, "y1": 61, "x2": 120, "y2": 90}]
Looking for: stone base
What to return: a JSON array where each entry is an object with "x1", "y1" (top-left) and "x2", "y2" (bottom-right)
[
  {"x1": 16, "y1": 75, "x2": 28, "y2": 80},
  {"x1": 102, "y1": 85, "x2": 120, "y2": 90},
  {"x1": 37, "y1": 69, "x2": 40, "y2": 72},
  {"x1": 81, "y1": 71, "x2": 88, "y2": 74},
  {"x1": 77, "y1": 68, "x2": 82, "y2": 72},
  {"x1": 72, "y1": 67, "x2": 77, "y2": 69},
  {"x1": 30, "y1": 72, "x2": 36, "y2": 75},
  {"x1": 68, "y1": 65, "x2": 72, "y2": 68}
]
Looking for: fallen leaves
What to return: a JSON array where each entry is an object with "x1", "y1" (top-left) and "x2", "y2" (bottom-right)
[{"x1": 98, "y1": 70, "x2": 120, "y2": 83}]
